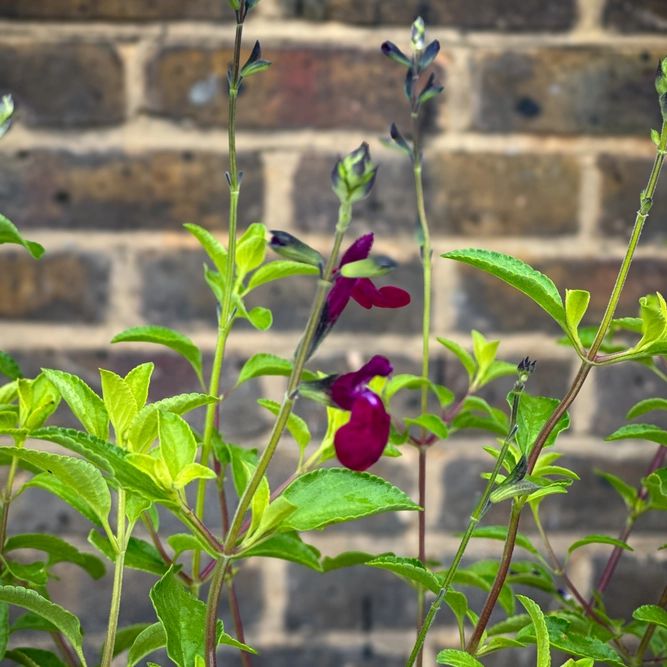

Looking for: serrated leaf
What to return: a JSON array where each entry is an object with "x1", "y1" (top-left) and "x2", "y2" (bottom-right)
[
  {"x1": 112, "y1": 327, "x2": 204, "y2": 388},
  {"x1": 281, "y1": 468, "x2": 419, "y2": 532},
  {"x1": 158, "y1": 412, "x2": 197, "y2": 483},
  {"x1": 487, "y1": 614, "x2": 532, "y2": 636},
  {"x1": 443, "y1": 249, "x2": 565, "y2": 327},
  {"x1": 5, "y1": 648, "x2": 68, "y2": 667},
  {"x1": 517, "y1": 595, "x2": 550, "y2": 667},
  {"x1": 257, "y1": 398, "x2": 311, "y2": 449},
  {"x1": 42, "y1": 369, "x2": 109, "y2": 440},
  {"x1": 437, "y1": 649, "x2": 484, "y2": 666},
  {"x1": 127, "y1": 622, "x2": 166, "y2": 667},
  {"x1": 606, "y1": 423, "x2": 667, "y2": 447},
  {"x1": 184, "y1": 224, "x2": 227, "y2": 274},
  {"x1": 633, "y1": 604, "x2": 667, "y2": 629},
  {"x1": 567, "y1": 535, "x2": 633, "y2": 557},
  {"x1": 0, "y1": 601, "x2": 6, "y2": 660},
  {"x1": 236, "y1": 353, "x2": 317, "y2": 386},
  {"x1": 100, "y1": 369, "x2": 138, "y2": 444},
  {"x1": 404, "y1": 414, "x2": 449, "y2": 440},
  {"x1": 2, "y1": 560, "x2": 48, "y2": 587},
  {"x1": 5, "y1": 533, "x2": 105, "y2": 580},
  {"x1": 321, "y1": 551, "x2": 385, "y2": 572},
  {"x1": 490, "y1": 479, "x2": 541, "y2": 503},
  {"x1": 0, "y1": 214, "x2": 44, "y2": 259},
  {"x1": 478, "y1": 637, "x2": 527, "y2": 656},
  {"x1": 100, "y1": 623, "x2": 152, "y2": 661},
  {"x1": 437, "y1": 338, "x2": 476, "y2": 381},
  {"x1": 246, "y1": 261, "x2": 319, "y2": 292},
  {"x1": 0, "y1": 587, "x2": 84, "y2": 665},
  {"x1": 0, "y1": 352, "x2": 22, "y2": 381},
  {"x1": 515, "y1": 393, "x2": 570, "y2": 454},
  {"x1": 366, "y1": 555, "x2": 442, "y2": 593},
  {"x1": 89, "y1": 531, "x2": 168, "y2": 575},
  {"x1": 240, "y1": 532, "x2": 322, "y2": 571},
  {"x1": 124, "y1": 363, "x2": 154, "y2": 411},
  {"x1": 3, "y1": 447, "x2": 111, "y2": 530}
]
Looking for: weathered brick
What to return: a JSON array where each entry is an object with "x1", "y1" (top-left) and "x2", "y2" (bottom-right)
[
  {"x1": 302, "y1": 0, "x2": 575, "y2": 31},
  {"x1": 598, "y1": 155, "x2": 667, "y2": 239},
  {"x1": 0, "y1": 150, "x2": 263, "y2": 231},
  {"x1": 592, "y1": 556, "x2": 667, "y2": 619},
  {"x1": 0, "y1": 252, "x2": 110, "y2": 323},
  {"x1": 0, "y1": 43, "x2": 124, "y2": 128},
  {"x1": 603, "y1": 0, "x2": 667, "y2": 33},
  {"x1": 293, "y1": 152, "x2": 579, "y2": 237},
  {"x1": 286, "y1": 564, "x2": 416, "y2": 630},
  {"x1": 145, "y1": 45, "x2": 442, "y2": 132},
  {"x1": 219, "y1": 646, "x2": 407, "y2": 667},
  {"x1": 0, "y1": 0, "x2": 235, "y2": 20},
  {"x1": 473, "y1": 49, "x2": 664, "y2": 136},
  {"x1": 455, "y1": 258, "x2": 667, "y2": 333}
]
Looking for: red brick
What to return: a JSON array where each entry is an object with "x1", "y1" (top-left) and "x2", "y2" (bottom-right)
[
  {"x1": 0, "y1": 150, "x2": 263, "y2": 231},
  {"x1": 603, "y1": 0, "x2": 667, "y2": 33},
  {"x1": 0, "y1": 252, "x2": 110, "y2": 323},
  {"x1": 0, "y1": 43, "x2": 124, "y2": 128},
  {"x1": 145, "y1": 45, "x2": 443, "y2": 132},
  {"x1": 474, "y1": 49, "x2": 664, "y2": 136}
]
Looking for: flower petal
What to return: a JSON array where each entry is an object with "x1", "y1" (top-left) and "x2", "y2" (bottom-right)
[
  {"x1": 327, "y1": 276, "x2": 356, "y2": 322},
  {"x1": 339, "y1": 234, "x2": 374, "y2": 267},
  {"x1": 330, "y1": 355, "x2": 393, "y2": 410},
  {"x1": 334, "y1": 391, "x2": 390, "y2": 471},
  {"x1": 351, "y1": 279, "x2": 411, "y2": 309}
]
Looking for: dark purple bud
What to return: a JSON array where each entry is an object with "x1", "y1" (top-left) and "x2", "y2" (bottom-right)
[
  {"x1": 381, "y1": 41, "x2": 412, "y2": 68},
  {"x1": 404, "y1": 68, "x2": 414, "y2": 102},
  {"x1": 389, "y1": 123, "x2": 413, "y2": 157},
  {"x1": 269, "y1": 231, "x2": 324, "y2": 269},
  {"x1": 420, "y1": 40, "x2": 440, "y2": 69},
  {"x1": 517, "y1": 357, "x2": 537, "y2": 382},
  {"x1": 417, "y1": 72, "x2": 444, "y2": 106},
  {"x1": 245, "y1": 0, "x2": 261, "y2": 10},
  {"x1": 241, "y1": 42, "x2": 271, "y2": 78},
  {"x1": 225, "y1": 171, "x2": 232, "y2": 188}
]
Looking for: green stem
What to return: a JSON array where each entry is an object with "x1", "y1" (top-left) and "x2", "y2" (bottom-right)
[
  {"x1": 193, "y1": 19, "x2": 245, "y2": 589},
  {"x1": 633, "y1": 582, "x2": 667, "y2": 666},
  {"x1": 0, "y1": 455, "x2": 19, "y2": 557},
  {"x1": 101, "y1": 489, "x2": 127, "y2": 667}
]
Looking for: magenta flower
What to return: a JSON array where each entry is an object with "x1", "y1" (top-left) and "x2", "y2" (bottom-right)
[{"x1": 330, "y1": 355, "x2": 393, "y2": 471}]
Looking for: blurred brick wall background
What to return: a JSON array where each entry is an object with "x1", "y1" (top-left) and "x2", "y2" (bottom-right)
[{"x1": 1, "y1": 1, "x2": 667, "y2": 665}]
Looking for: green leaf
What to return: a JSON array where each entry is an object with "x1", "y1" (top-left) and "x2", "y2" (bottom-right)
[
  {"x1": 517, "y1": 595, "x2": 550, "y2": 667},
  {"x1": 128, "y1": 393, "x2": 218, "y2": 454},
  {"x1": 471, "y1": 330, "x2": 499, "y2": 381},
  {"x1": 606, "y1": 423, "x2": 667, "y2": 447},
  {"x1": 111, "y1": 326, "x2": 204, "y2": 388},
  {"x1": 184, "y1": 224, "x2": 227, "y2": 274},
  {"x1": 451, "y1": 411, "x2": 508, "y2": 437},
  {"x1": 246, "y1": 261, "x2": 319, "y2": 292},
  {"x1": 258, "y1": 398, "x2": 311, "y2": 450},
  {"x1": 437, "y1": 337, "x2": 476, "y2": 381},
  {"x1": 442, "y1": 248, "x2": 565, "y2": 327},
  {"x1": 384, "y1": 374, "x2": 454, "y2": 407},
  {"x1": 150, "y1": 566, "x2": 256, "y2": 667},
  {"x1": 478, "y1": 637, "x2": 526, "y2": 655},
  {"x1": 127, "y1": 622, "x2": 166, "y2": 667},
  {"x1": 240, "y1": 532, "x2": 322, "y2": 571},
  {"x1": 247, "y1": 464, "x2": 270, "y2": 538},
  {"x1": 158, "y1": 412, "x2": 197, "y2": 482},
  {"x1": 5, "y1": 648, "x2": 68, "y2": 667},
  {"x1": 124, "y1": 363, "x2": 154, "y2": 411},
  {"x1": 404, "y1": 414, "x2": 449, "y2": 440},
  {"x1": 88, "y1": 531, "x2": 168, "y2": 575},
  {"x1": 0, "y1": 214, "x2": 44, "y2": 259},
  {"x1": 3, "y1": 447, "x2": 111, "y2": 530},
  {"x1": 236, "y1": 223, "x2": 267, "y2": 275},
  {"x1": 281, "y1": 468, "x2": 420, "y2": 532},
  {"x1": 174, "y1": 462, "x2": 216, "y2": 489},
  {"x1": 0, "y1": 352, "x2": 22, "y2": 381},
  {"x1": 567, "y1": 535, "x2": 633, "y2": 557},
  {"x1": 481, "y1": 360, "x2": 518, "y2": 386},
  {"x1": 366, "y1": 555, "x2": 442, "y2": 594},
  {"x1": 100, "y1": 623, "x2": 152, "y2": 661},
  {"x1": 595, "y1": 470, "x2": 638, "y2": 510},
  {"x1": 464, "y1": 526, "x2": 542, "y2": 559},
  {"x1": 100, "y1": 369, "x2": 138, "y2": 444},
  {"x1": 168, "y1": 534, "x2": 215, "y2": 559},
  {"x1": 633, "y1": 604, "x2": 667, "y2": 629},
  {"x1": 321, "y1": 551, "x2": 385, "y2": 572},
  {"x1": 444, "y1": 589, "x2": 468, "y2": 628},
  {"x1": 236, "y1": 353, "x2": 317, "y2": 386},
  {"x1": 515, "y1": 393, "x2": 570, "y2": 454},
  {"x1": 437, "y1": 649, "x2": 484, "y2": 666},
  {"x1": 0, "y1": 587, "x2": 84, "y2": 666},
  {"x1": 627, "y1": 398, "x2": 667, "y2": 420},
  {"x1": 487, "y1": 614, "x2": 532, "y2": 636},
  {"x1": 5, "y1": 534, "x2": 105, "y2": 580},
  {"x1": 11, "y1": 612, "x2": 59, "y2": 634},
  {"x1": 42, "y1": 369, "x2": 109, "y2": 440},
  {"x1": 0, "y1": 601, "x2": 7, "y2": 660},
  {"x1": 248, "y1": 306, "x2": 273, "y2": 330},
  {"x1": 558, "y1": 660, "x2": 594, "y2": 667},
  {"x1": 565, "y1": 289, "x2": 591, "y2": 347},
  {"x1": 2, "y1": 560, "x2": 49, "y2": 587},
  {"x1": 490, "y1": 479, "x2": 541, "y2": 504}
]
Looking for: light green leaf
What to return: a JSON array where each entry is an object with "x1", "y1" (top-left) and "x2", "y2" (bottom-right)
[
  {"x1": 517, "y1": 595, "x2": 550, "y2": 667},
  {"x1": 100, "y1": 369, "x2": 138, "y2": 444},
  {"x1": 247, "y1": 496, "x2": 297, "y2": 544},
  {"x1": 88, "y1": 531, "x2": 168, "y2": 576},
  {"x1": 481, "y1": 360, "x2": 518, "y2": 385},
  {"x1": 443, "y1": 249, "x2": 565, "y2": 326},
  {"x1": 487, "y1": 614, "x2": 532, "y2": 636},
  {"x1": 4, "y1": 648, "x2": 68, "y2": 667},
  {"x1": 125, "y1": 363, "x2": 154, "y2": 411},
  {"x1": 565, "y1": 289, "x2": 591, "y2": 347},
  {"x1": 236, "y1": 223, "x2": 267, "y2": 275},
  {"x1": 42, "y1": 369, "x2": 109, "y2": 440},
  {"x1": 0, "y1": 601, "x2": 7, "y2": 660},
  {"x1": 111, "y1": 327, "x2": 204, "y2": 388},
  {"x1": 0, "y1": 214, "x2": 44, "y2": 259},
  {"x1": 248, "y1": 306, "x2": 273, "y2": 330},
  {"x1": 128, "y1": 393, "x2": 218, "y2": 453},
  {"x1": 636, "y1": 293, "x2": 667, "y2": 351},
  {"x1": 3, "y1": 447, "x2": 111, "y2": 531},
  {"x1": 437, "y1": 649, "x2": 484, "y2": 666},
  {"x1": 240, "y1": 532, "x2": 322, "y2": 571},
  {"x1": 2, "y1": 560, "x2": 48, "y2": 587},
  {"x1": 471, "y1": 330, "x2": 499, "y2": 381},
  {"x1": 184, "y1": 224, "x2": 227, "y2": 274},
  {"x1": 174, "y1": 463, "x2": 216, "y2": 489},
  {"x1": 444, "y1": 589, "x2": 468, "y2": 628},
  {"x1": 627, "y1": 398, "x2": 667, "y2": 420},
  {"x1": 0, "y1": 380, "x2": 18, "y2": 404},
  {"x1": 437, "y1": 338, "x2": 476, "y2": 381},
  {"x1": 100, "y1": 623, "x2": 152, "y2": 661},
  {"x1": 404, "y1": 414, "x2": 449, "y2": 441},
  {"x1": 558, "y1": 660, "x2": 594, "y2": 667},
  {"x1": 257, "y1": 398, "x2": 311, "y2": 449},
  {"x1": 127, "y1": 622, "x2": 166, "y2": 667},
  {"x1": 366, "y1": 555, "x2": 442, "y2": 594},
  {"x1": 568, "y1": 535, "x2": 633, "y2": 557},
  {"x1": 227, "y1": 444, "x2": 258, "y2": 497},
  {"x1": 11, "y1": 612, "x2": 59, "y2": 634},
  {"x1": 0, "y1": 352, "x2": 22, "y2": 381},
  {"x1": 595, "y1": 470, "x2": 637, "y2": 511},
  {"x1": 515, "y1": 393, "x2": 570, "y2": 454},
  {"x1": 633, "y1": 604, "x2": 667, "y2": 629},
  {"x1": 478, "y1": 637, "x2": 526, "y2": 655},
  {"x1": 247, "y1": 463, "x2": 270, "y2": 538},
  {"x1": 236, "y1": 353, "x2": 317, "y2": 386},
  {"x1": 490, "y1": 479, "x2": 541, "y2": 504},
  {"x1": 0, "y1": 587, "x2": 85, "y2": 666},
  {"x1": 168, "y1": 534, "x2": 212, "y2": 559},
  {"x1": 606, "y1": 423, "x2": 667, "y2": 447},
  {"x1": 384, "y1": 374, "x2": 454, "y2": 407},
  {"x1": 5, "y1": 534, "x2": 105, "y2": 580},
  {"x1": 281, "y1": 468, "x2": 420, "y2": 532},
  {"x1": 321, "y1": 551, "x2": 385, "y2": 572},
  {"x1": 246, "y1": 261, "x2": 319, "y2": 292},
  {"x1": 158, "y1": 412, "x2": 197, "y2": 482}
]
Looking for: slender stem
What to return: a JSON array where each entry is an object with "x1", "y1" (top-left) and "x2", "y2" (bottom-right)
[
  {"x1": 204, "y1": 557, "x2": 231, "y2": 667},
  {"x1": 228, "y1": 584, "x2": 252, "y2": 667},
  {"x1": 416, "y1": 446, "x2": 427, "y2": 667},
  {"x1": 634, "y1": 582, "x2": 667, "y2": 666},
  {"x1": 51, "y1": 631, "x2": 79, "y2": 667},
  {"x1": 101, "y1": 489, "x2": 127, "y2": 667},
  {"x1": 143, "y1": 513, "x2": 193, "y2": 586},
  {"x1": 0, "y1": 455, "x2": 19, "y2": 557},
  {"x1": 193, "y1": 19, "x2": 245, "y2": 587}
]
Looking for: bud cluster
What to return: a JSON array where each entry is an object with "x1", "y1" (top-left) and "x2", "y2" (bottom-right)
[{"x1": 331, "y1": 142, "x2": 378, "y2": 207}]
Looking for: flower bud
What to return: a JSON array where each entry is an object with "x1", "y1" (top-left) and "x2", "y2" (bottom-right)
[
  {"x1": 411, "y1": 17, "x2": 425, "y2": 52},
  {"x1": 517, "y1": 356, "x2": 536, "y2": 383},
  {"x1": 381, "y1": 41, "x2": 412, "y2": 68},
  {"x1": 299, "y1": 374, "x2": 340, "y2": 407},
  {"x1": 331, "y1": 143, "x2": 378, "y2": 206},
  {"x1": 268, "y1": 231, "x2": 324, "y2": 270},
  {"x1": 240, "y1": 40, "x2": 271, "y2": 78},
  {"x1": 340, "y1": 256, "x2": 398, "y2": 279},
  {"x1": 420, "y1": 40, "x2": 440, "y2": 69},
  {"x1": 0, "y1": 95, "x2": 14, "y2": 139},
  {"x1": 656, "y1": 58, "x2": 667, "y2": 96}
]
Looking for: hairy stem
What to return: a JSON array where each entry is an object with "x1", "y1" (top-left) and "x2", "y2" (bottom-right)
[{"x1": 205, "y1": 557, "x2": 232, "y2": 667}]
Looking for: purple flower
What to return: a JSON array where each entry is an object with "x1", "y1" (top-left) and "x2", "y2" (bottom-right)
[{"x1": 330, "y1": 355, "x2": 393, "y2": 471}]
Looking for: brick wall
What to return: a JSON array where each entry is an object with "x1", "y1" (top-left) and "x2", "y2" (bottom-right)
[{"x1": 1, "y1": 1, "x2": 667, "y2": 665}]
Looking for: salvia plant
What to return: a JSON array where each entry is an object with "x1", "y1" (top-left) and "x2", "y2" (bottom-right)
[{"x1": 1, "y1": 4, "x2": 667, "y2": 667}]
